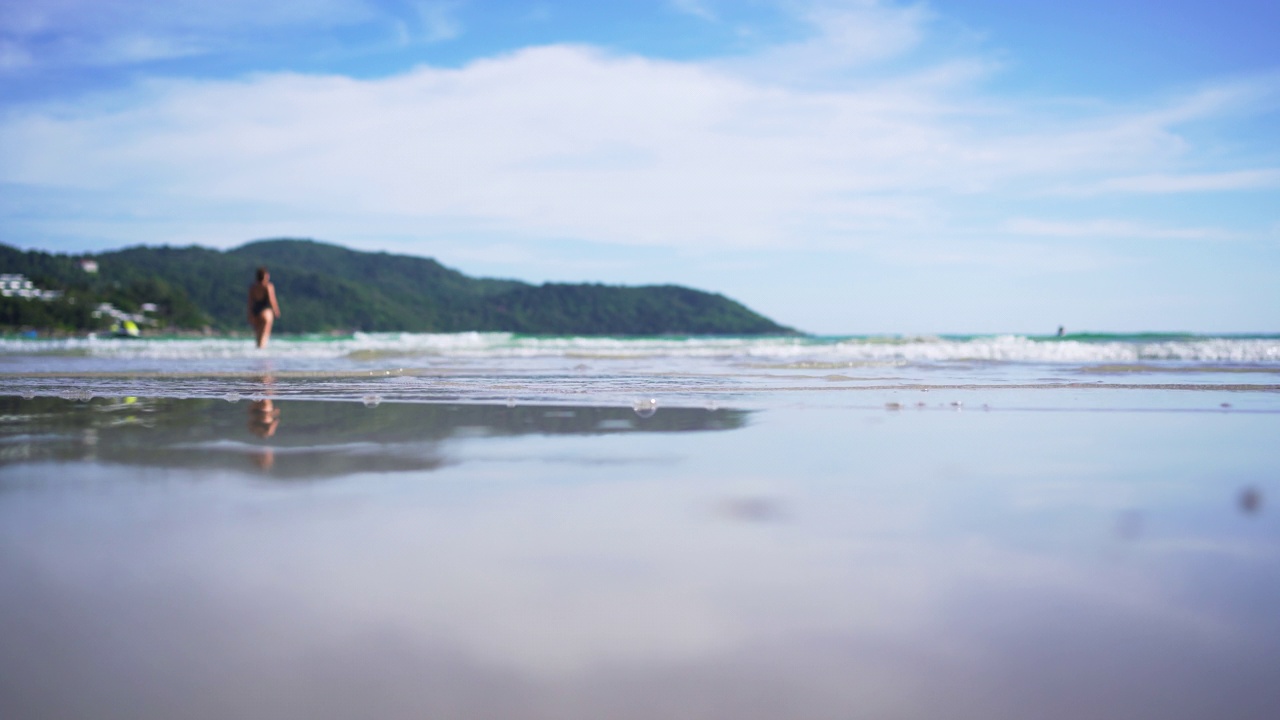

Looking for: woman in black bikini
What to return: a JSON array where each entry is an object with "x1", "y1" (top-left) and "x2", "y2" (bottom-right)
[{"x1": 247, "y1": 266, "x2": 281, "y2": 348}]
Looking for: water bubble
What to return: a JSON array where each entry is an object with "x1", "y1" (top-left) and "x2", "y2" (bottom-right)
[
  {"x1": 633, "y1": 398, "x2": 658, "y2": 418},
  {"x1": 224, "y1": 393, "x2": 242, "y2": 403},
  {"x1": 506, "y1": 397, "x2": 517, "y2": 408},
  {"x1": 362, "y1": 394, "x2": 382, "y2": 408},
  {"x1": 704, "y1": 399, "x2": 719, "y2": 412},
  {"x1": 21, "y1": 391, "x2": 35, "y2": 400}
]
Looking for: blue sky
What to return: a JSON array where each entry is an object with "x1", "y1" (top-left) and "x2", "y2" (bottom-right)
[{"x1": 1, "y1": 0, "x2": 1277, "y2": 334}]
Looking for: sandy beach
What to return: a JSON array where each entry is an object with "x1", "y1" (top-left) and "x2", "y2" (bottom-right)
[{"x1": 2, "y1": 383, "x2": 1277, "y2": 719}]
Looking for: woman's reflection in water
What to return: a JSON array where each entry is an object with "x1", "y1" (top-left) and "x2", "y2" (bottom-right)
[{"x1": 248, "y1": 399, "x2": 281, "y2": 470}]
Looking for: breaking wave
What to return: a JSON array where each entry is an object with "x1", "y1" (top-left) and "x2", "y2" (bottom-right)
[{"x1": 1, "y1": 332, "x2": 1277, "y2": 365}]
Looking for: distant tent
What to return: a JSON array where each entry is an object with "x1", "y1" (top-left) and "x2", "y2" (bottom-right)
[{"x1": 112, "y1": 320, "x2": 140, "y2": 338}]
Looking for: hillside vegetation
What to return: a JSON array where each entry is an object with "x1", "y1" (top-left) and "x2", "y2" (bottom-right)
[{"x1": 1, "y1": 239, "x2": 795, "y2": 336}]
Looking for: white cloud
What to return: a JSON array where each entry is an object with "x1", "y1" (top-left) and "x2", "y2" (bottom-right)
[
  {"x1": 0, "y1": 42, "x2": 1269, "y2": 254},
  {"x1": 0, "y1": 2, "x2": 1275, "y2": 262}
]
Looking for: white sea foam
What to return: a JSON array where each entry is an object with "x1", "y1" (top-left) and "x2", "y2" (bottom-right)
[{"x1": 1, "y1": 333, "x2": 1277, "y2": 365}]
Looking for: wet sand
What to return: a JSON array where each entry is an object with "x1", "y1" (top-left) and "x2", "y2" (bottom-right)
[{"x1": 1, "y1": 391, "x2": 1278, "y2": 719}]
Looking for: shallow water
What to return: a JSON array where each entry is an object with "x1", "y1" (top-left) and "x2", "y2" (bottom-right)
[
  {"x1": 1, "y1": 334, "x2": 1278, "y2": 719},
  {"x1": 1, "y1": 332, "x2": 1278, "y2": 410}
]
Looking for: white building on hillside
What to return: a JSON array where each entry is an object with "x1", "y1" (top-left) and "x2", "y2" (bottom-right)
[{"x1": 1, "y1": 274, "x2": 65, "y2": 300}]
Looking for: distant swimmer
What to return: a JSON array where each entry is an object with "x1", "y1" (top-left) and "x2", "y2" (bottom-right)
[
  {"x1": 247, "y1": 266, "x2": 281, "y2": 348},
  {"x1": 1056, "y1": 325, "x2": 1065, "y2": 337}
]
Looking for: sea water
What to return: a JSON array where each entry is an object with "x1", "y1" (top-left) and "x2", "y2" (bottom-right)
[
  {"x1": 2, "y1": 332, "x2": 1278, "y2": 719},
  {"x1": 1, "y1": 332, "x2": 1277, "y2": 406}
]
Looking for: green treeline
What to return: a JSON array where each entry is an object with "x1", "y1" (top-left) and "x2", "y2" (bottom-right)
[{"x1": 1, "y1": 239, "x2": 795, "y2": 336}]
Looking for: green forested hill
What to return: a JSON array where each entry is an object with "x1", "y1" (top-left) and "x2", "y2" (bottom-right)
[{"x1": 1, "y1": 239, "x2": 795, "y2": 335}]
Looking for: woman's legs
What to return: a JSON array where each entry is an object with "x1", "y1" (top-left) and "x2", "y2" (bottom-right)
[{"x1": 254, "y1": 309, "x2": 274, "y2": 348}]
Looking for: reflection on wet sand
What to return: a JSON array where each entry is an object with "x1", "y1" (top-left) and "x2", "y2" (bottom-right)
[
  {"x1": 1, "y1": 395, "x2": 1277, "y2": 720},
  {"x1": 249, "y1": 399, "x2": 281, "y2": 438},
  {"x1": 248, "y1": 399, "x2": 281, "y2": 468},
  {"x1": 0, "y1": 396, "x2": 751, "y2": 479}
]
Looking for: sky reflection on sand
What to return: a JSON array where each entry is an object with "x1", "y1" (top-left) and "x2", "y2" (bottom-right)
[{"x1": 1, "y1": 394, "x2": 1278, "y2": 719}]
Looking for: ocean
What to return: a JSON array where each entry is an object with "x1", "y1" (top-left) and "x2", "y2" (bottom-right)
[
  {"x1": 2, "y1": 331, "x2": 1278, "y2": 719},
  {"x1": 2, "y1": 331, "x2": 1277, "y2": 406}
]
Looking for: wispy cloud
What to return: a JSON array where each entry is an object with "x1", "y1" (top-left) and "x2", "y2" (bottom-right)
[
  {"x1": 1083, "y1": 169, "x2": 1280, "y2": 194},
  {"x1": 668, "y1": 0, "x2": 717, "y2": 22},
  {"x1": 877, "y1": 240, "x2": 1120, "y2": 272},
  {"x1": 1, "y1": 35, "x2": 1272, "y2": 255},
  {"x1": 0, "y1": 39, "x2": 32, "y2": 70},
  {"x1": 0, "y1": 0, "x2": 1275, "y2": 267},
  {"x1": 0, "y1": 0, "x2": 376, "y2": 69},
  {"x1": 1004, "y1": 218, "x2": 1242, "y2": 241},
  {"x1": 92, "y1": 34, "x2": 208, "y2": 65},
  {"x1": 723, "y1": 0, "x2": 933, "y2": 82},
  {"x1": 0, "y1": 0, "x2": 375, "y2": 36},
  {"x1": 413, "y1": 1, "x2": 463, "y2": 43}
]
